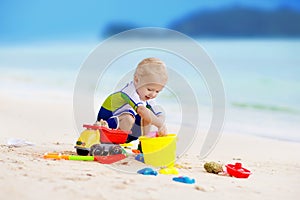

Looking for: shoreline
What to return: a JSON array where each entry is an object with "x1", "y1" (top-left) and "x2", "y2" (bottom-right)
[{"x1": 1, "y1": 87, "x2": 299, "y2": 144}]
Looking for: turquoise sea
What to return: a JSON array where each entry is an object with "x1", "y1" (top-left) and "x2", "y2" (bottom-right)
[{"x1": 1, "y1": 39, "x2": 299, "y2": 142}]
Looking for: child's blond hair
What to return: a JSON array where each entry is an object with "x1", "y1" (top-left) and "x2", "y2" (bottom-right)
[{"x1": 134, "y1": 58, "x2": 168, "y2": 85}]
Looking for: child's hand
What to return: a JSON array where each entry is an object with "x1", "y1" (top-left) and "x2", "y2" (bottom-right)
[{"x1": 157, "y1": 124, "x2": 167, "y2": 136}]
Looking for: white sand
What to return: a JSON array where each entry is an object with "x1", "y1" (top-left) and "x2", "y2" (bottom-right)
[{"x1": 0, "y1": 91, "x2": 300, "y2": 200}]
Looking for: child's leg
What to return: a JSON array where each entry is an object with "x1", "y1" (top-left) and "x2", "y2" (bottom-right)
[{"x1": 118, "y1": 113, "x2": 135, "y2": 131}]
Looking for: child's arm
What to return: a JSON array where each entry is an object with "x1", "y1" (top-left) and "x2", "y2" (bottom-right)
[
  {"x1": 156, "y1": 114, "x2": 167, "y2": 136},
  {"x1": 137, "y1": 106, "x2": 167, "y2": 136}
]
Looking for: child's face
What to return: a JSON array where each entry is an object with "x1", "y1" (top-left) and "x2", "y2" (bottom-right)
[{"x1": 136, "y1": 83, "x2": 164, "y2": 101}]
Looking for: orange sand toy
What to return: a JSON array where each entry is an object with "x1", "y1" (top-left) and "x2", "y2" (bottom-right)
[{"x1": 43, "y1": 153, "x2": 95, "y2": 161}]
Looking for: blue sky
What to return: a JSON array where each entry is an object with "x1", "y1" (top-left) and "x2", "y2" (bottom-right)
[{"x1": 1, "y1": 0, "x2": 299, "y2": 43}]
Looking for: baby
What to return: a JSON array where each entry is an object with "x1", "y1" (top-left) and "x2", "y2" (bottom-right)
[{"x1": 97, "y1": 57, "x2": 168, "y2": 142}]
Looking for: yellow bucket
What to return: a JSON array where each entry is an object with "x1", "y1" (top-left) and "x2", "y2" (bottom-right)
[{"x1": 139, "y1": 134, "x2": 177, "y2": 167}]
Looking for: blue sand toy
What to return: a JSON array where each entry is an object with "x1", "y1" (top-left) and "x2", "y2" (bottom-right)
[
  {"x1": 137, "y1": 168, "x2": 158, "y2": 176},
  {"x1": 172, "y1": 176, "x2": 195, "y2": 184},
  {"x1": 135, "y1": 153, "x2": 144, "y2": 163}
]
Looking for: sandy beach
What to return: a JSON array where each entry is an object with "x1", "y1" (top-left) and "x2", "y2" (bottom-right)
[
  {"x1": 1, "y1": 89, "x2": 299, "y2": 200},
  {"x1": 1, "y1": 0, "x2": 300, "y2": 199}
]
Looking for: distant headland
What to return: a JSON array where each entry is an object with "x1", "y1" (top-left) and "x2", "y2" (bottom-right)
[{"x1": 103, "y1": 6, "x2": 300, "y2": 38}]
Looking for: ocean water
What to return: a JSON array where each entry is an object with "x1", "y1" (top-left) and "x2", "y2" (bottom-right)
[
  {"x1": 0, "y1": 39, "x2": 299, "y2": 142},
  {"x1": 201, "y1": 39, "x2": 300, "y2": 142}
]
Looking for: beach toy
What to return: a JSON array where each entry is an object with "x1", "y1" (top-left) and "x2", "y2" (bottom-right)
[
  {"x1": 137, "y1": 168, "x2": 158, "y2": 176},
  {"x1": 172, "y1": 176, "x2": 195, "y2": 184},
  {"x1": 43, "y1": 153, "x2": 95, "y2": 161},
  {"x1": 159, "y1": 167, "x2": 179, "y2": 175},
  {"x1": 90, "y1": 144, "x2": 123, "y2": 156},
  {"x1": 75, "y1": 125, "x2": 101, "y2": 156},
  {"x1": 94, "y1": 154, "x2": 126, "y2": 164},
  {"x1": 135, "y1": 153, "x2": 144, "y2": 163},
  {"x1": 139, "y1": 134, "x2": 177, "y2": 167},
  {"x1": 99, "y1": 126, "x2": 131, "y2": 144},
  {"x1": 132, "y1": 149, "x2": 141, "y2": 154},
  {"x1": 75, "y1": 123, "x2": 131, "y2": 156},
  {"x1": 145, "y1": 131, "x2": 158, "y2": 138},
  {"x1": 120, "y1": 143, "x2": 133, "y2": 148},
  {"x1": 43, "y1": 152, "x2": 126, "y2": 164},
  {"x1": 225, "y1": 162, "x2": 251, "y2": 178}
]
